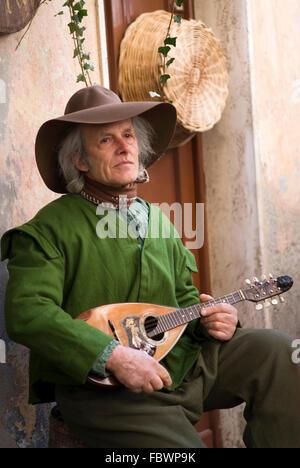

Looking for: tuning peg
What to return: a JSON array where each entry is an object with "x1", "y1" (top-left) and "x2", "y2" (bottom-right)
[
  {"x1": 253, "y1": 277, "x2": 259, "y2": 283},
  {"x1": 264, "y1": 299, "x2": 271, "y2": 308},
  {"x1": 279, "y1": 296, "x2": 285, "y2": 303},
  {"x1": 256, "y1": 303, "x2": 264, "y2": 311},
  {"x1": 261, "y1": 274, "x2": 267, "y2": 281},
  {"x1": 271, "y1": 298, "x2": 278, "y2": 305},
  {"x1": 245, "y1": 279, "x2": 251, "y2": 285},
  {"x1": 269, "y1": 273, "x2": 273, "y2": 279}
]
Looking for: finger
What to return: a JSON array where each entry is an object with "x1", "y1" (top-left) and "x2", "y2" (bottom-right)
[
  {"x1": 201, "y1": 312, "x2": 237, "y2": 324},
  {"x1": 201, "y1": 303, "x2": 237, "y2": 317},
  {"x1": 130, "y1": 385, "x2": 143, "y2": 393},
  {"x1": 204, "y1": 321, "x2": 236, "y2": 340},
  {"x1": 201, "y1": 312, "x2": 226, "y2": 323},
  {"x1": 206, "y1": 328, "x2": 232, "y2": 341},
  {"x1": 149, "y1": 375, "x2": 164, "y2": 391},
  {"x1": 200, "y1": 293, "x2": 214, "y2": 302},
  {"x1": 142, "y1": 372, "x2": 167, "y2": 393},
  {"x1": 204, "y1": 320, "x2": 231, "y2": 332},
  {"x1": 142, "y1": 381, "x2": 155, "y2": 394},
  {"x1": 157, "y1": 365, "x2": 172, "y2": 388}
]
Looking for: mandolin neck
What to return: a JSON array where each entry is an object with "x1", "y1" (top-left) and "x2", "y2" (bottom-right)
[{"x1": 148, "y1": 291, "x2": 244, "y2": 338}]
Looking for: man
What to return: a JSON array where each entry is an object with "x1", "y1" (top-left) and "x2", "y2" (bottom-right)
[{"x1": 1, "y1": 86, "x2": 300, "y2": 448}]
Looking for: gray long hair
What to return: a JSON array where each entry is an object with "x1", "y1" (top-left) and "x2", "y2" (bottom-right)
[{"x1": 57, "y1": 116, "x2": 155, "y2": 193}]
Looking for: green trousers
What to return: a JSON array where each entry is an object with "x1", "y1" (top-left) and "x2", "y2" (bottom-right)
[{"x1": 55, "y1": 328, "x2": 300, "y2": 448}]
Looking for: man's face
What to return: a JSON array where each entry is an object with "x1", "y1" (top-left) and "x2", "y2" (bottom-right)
[{"x1": 74, "y1": 119, "x2": 139, "y2": 186}]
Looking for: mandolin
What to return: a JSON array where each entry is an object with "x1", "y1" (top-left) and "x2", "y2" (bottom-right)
[{"x1": 77, "y1": 275, "x2": 293, "y2": 387}]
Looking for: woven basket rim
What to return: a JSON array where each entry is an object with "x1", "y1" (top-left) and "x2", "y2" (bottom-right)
[{"x1": 119, "y1": 10, "x2": 229, "y2": 137}]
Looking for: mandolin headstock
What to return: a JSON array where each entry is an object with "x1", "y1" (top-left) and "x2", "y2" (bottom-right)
[{"x1": 242, "y1": 275, "x2": 293, "y2": 310}]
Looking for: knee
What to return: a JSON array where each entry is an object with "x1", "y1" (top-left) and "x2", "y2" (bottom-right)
[{"x1": 242, "y1": 328, "x2": 293, "y2": 361}]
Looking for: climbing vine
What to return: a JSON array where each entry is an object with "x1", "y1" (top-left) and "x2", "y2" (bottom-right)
[
  {"x1": 16, "y1": 0, "x2": 94, "y2": 86},
  {"x1": 56, "y1": 0, "x2": 94, "y2": 86},
  {"x1": 150, "y1": 0, "x2": 184, "y2": 103},
  {"x1": 16, "y1": 0, "x2": 184, "y2": 93}
]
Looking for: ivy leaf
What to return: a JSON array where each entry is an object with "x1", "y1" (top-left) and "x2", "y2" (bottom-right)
[
  {"x1": 176, "y1": 0, "x2": 184, "y2": 6},
  {"x1": 68, "y1": 22, "x2": 86, "y2": 36},
  {"x1": 158, "y1": 46, "x2": 171, "y2": 57},
  {"x1": 68, "y1": 22, "x2": 77, "y2": 34},
  {"x1": 77, "y1": 26, "x2": 86, "y2": 36},
  {"x1": 174, "y1": 15, "x2": 182, "y2": 24},
  {"x1": 160, "y1": 74, "x2": 171, "y2": 84},
  {"x1": 83, "y1": 61, "x2": 94, "y2": 71},
  {"x1": 73, "y1": 48, "x2": 79, "y2": 58},
  {"x1": 73, "y1": 1, "x2": 85, "y2": 10},
  {"x1": 78, "y1": 10, "x2": 88, "y2": 21},
  {"x1": 164, "y1": 37, "x2": 177, "y2": 47},
  {"x1": 76, "y1": 74, "x2": 86, "y2": 83},
  {"x1": 73, "y1": 10, "x2": 87, "y2": 23},
  {"x1": 55, "y1": 11, "x2": 64, "y2": 16},
  {"x1": 166, "y1": 57, "x2": 175, "y2": 67}
]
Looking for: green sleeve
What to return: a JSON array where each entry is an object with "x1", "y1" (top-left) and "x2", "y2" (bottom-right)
[{"x1": 2, "y1": 230, "x2": 114, "y2": 385}]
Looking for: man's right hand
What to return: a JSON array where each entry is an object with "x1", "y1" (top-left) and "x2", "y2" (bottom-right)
[{"x1": 105, "y1": 345, "x2": 172, "y2": 393}]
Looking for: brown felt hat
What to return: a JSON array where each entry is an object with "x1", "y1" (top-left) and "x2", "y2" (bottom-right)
[{"x1": 35, "y1": 86, "x2": 177, "y2": 193}]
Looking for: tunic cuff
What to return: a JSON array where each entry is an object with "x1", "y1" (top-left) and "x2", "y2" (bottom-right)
[{"x1": 92, "y1": 340, "x2": 120, "y2": 377}]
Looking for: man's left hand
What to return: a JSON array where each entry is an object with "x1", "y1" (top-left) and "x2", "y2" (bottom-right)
[{"x1": 199, "y1": 294, "x2": 238, "y2": 341}]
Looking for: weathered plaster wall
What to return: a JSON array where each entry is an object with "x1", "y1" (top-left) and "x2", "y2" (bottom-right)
[
  {"x1": 194, "y1": 0, "x2": 259, "y2": 448},
  {"x1": 194, "y1": 0, "x2": 262, "y2": 324},
  {"x1": 194, "y1": 0, "x2": 300, "y2": 448},
  {"x1": 247, "y1": 0, "x2": 300, "y2": 337},
  {"x1": 0, "y1": 0, "x2": 102, "y2": 448}
]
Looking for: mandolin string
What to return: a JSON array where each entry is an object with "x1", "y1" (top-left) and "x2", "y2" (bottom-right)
[
  {"x1": 144, "y1": 317, "x2": 159, "y2": 332},
  {"x1": 144, "y1": 292, "x2": 243, "y2": 335},
  {"x1": 144, "y1": 304, "x2": 210, "y2": 334},
  {"x1": 144, "y1": 319, "x2": 157, "y2": 327},
  {"x1": 143, "y1": 280, "x2": 289, "y2": 336}
]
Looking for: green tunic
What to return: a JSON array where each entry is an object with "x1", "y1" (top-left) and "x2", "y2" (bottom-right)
[{"x1": 1, "y1": 194, "x2": 208, "y2": 404}]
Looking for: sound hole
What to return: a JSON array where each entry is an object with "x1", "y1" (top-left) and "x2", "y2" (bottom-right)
[{"x1": 144, "y1": 316, "x2": 164, "y2": 341}]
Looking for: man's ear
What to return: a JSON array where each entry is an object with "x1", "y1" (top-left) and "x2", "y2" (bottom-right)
[{"x1": 71, "y1": 153, "x2": 89, "y2": 172}]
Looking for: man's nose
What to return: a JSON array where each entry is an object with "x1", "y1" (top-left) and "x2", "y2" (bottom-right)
[{"x1": 116, "y1": 137, "x2": 130, "y2": 153}]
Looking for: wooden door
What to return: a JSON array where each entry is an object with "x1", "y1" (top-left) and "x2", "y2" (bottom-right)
[{"x1": 104, "y1": 0, "x2": 221, "y2": 448}]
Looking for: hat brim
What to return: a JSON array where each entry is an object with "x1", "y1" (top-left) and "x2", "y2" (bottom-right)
[{"x1": 35, "y1": 101, "x2": 176, "y2": 193}]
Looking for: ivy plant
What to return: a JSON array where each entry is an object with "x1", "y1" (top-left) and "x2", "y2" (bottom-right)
[
  {"x1": 16, "y1": 0, "x2": 94, "y2": 87},
  {"x1": 16, "y1": 0, "x2": 184, "y2": 95},
  {"x1": 56, "y1": 0, "x2": 94, "y2": 86},
  {"x1": 150, "y1": 0, "x2": 184, "y2": 103}
]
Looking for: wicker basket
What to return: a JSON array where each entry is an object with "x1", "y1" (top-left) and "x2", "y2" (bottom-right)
[{"x1": 119, "y1": 10, "x2": 229, "y2": 148}]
